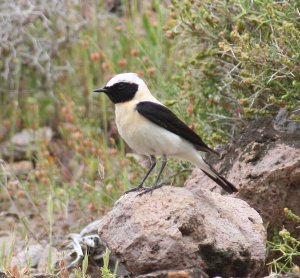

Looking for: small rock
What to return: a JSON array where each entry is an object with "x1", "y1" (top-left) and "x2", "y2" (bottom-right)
[
  {"x1": 136, "y1": 268, "x2": 208, "y2": 278},
  {"x1": 0, "y1": 127, "x2": 53, "y2": 161},
  {"x1": 11, "y1": 160, "x2": 33, "y2": 176},
  {"x1": 98, "y1": 186, "x2": 266, "y2": 277},
  {"x1": 11, "y1": 243, "x2": 44, "y2": 268},
  {"x1": 10, "y1": 242, "x2": 62, "y2": 274},
  {"x1": 274, "y1": 108, "x2": 300, "y2": 134}
]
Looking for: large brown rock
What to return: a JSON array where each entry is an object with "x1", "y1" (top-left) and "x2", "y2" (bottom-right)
[
  {"x1": 185, "y1": 117, "x2": 300, "y2": 239},
  {"x1": 98, "y1": 186, "x2": 266, "y2": 277}
]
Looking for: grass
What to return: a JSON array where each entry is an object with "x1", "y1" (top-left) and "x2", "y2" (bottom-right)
[{"x1": 100, "y1": 248, "x2": 118, "y2": 278}]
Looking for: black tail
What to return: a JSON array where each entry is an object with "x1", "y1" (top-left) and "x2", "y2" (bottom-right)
[{"x1": 201, "y1": 161, "x2": 238, "y2": 194}]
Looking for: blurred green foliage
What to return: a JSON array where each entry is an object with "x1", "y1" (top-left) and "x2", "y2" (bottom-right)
[{"x1": 167, "y1": 0, "x2": 300, "y2": 142}]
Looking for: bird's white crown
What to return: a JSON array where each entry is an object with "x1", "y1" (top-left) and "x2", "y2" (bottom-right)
[{"x1": 106, "y1": 72, "x2": 144, "y2": 87}]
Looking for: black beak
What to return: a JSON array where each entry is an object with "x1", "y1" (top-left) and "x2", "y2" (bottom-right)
[{"x1": 93, "y1": 87, "x2": 109, "y2": 93}]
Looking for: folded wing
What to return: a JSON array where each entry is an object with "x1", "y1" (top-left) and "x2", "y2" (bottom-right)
[{"x1": 136, "y1": 101, "x2": 218, "y2": 155}]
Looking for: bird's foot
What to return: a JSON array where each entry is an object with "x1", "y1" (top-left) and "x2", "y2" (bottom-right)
[
  {"x1": 124, "y1": 184, "x2": 146, "y2": 194},
  {"x1": 137, "y1": 182, "x2": 165, "y2": 197}
]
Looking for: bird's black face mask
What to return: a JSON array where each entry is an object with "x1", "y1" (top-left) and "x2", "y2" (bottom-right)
[{"x1": 94, "y1": 82, "x2": 138, "y2": 104}]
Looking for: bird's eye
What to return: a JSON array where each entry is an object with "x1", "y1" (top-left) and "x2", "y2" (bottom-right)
[{"x1": 118, "y1": 83, "x2": 126, "y2": 89}]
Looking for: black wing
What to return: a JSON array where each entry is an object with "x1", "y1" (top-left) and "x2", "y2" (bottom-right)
[{"x1": 136, "y1": 101, "x2": 218, "y2": 155}]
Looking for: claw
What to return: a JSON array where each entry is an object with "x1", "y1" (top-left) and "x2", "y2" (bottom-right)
[
  {"x1": 124, "y1": 155, "x2": 157, "y2": 195},
  {"x1": 124, "y1": 185, "x2": 145, "y2": 194},
  {"x1": 137, "y1": 183, "x2": 165, "y2": 196}
]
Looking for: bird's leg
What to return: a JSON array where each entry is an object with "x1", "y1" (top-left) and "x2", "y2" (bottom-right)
[
  {"x1": 138, "y1": 155, "x2": 167, "y2": 196},
  {"x1": 125, "y1": 155, "x2": 156, "y2": 194},
  {"x1": 153, "y1": 154, "x2": 167, "y2": 187}
]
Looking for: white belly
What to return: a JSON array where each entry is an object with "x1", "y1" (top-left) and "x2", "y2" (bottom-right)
[{"x1": 115, "y1": 101, "x2": 193, "y2": 156}]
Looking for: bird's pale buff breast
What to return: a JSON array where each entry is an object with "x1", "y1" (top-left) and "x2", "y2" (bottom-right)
[{"x1": 115, "y1": 101, "x2": 185, "y2": 156}]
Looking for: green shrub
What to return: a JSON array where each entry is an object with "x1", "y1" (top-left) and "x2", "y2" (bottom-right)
[
  {"x1": 168, "y1": 0, "x2": 300, "y2": 142},
  {"x1": 267, "y1": 208, "x2": 300, "y2": 274}
]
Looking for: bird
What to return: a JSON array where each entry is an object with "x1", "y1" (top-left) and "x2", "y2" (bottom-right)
[{"x1": 94, "y1": 73, "x2": 237, "y2": 195}]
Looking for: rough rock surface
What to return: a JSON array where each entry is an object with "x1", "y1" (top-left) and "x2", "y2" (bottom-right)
[
  {"x1": 274, "y1": 108, "x2": 300, "y2": 134},
  {"x1": 185, "y1": 117, "x2": 300, "y2": 239},
  {"x1": 98, "y1": 186, "x2": 266, "y2": 277},
  {"x1": 0, "y1": 127, "x2": 53, "y2": 161}
]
